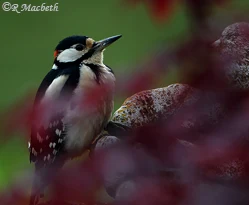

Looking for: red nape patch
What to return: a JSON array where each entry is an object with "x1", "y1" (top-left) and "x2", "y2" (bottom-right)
[{"x1": 54, "y1": 50, "x2": 59, "y2": 59}]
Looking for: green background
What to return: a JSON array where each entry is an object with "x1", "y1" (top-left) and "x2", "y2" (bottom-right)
[{"x1": 0, "y1": 0, "x2": 249, "y2": 191}]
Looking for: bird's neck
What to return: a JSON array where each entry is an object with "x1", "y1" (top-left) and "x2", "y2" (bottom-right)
[
  {"x1": 78, "y1": 63, "x2": 115, "y2": 90},
  {"x1": 83, "y1": 52, "x2": 104, "y2": 65},
  {"x1": 84, "y1": 63, "x2": 102, "y2": 84}
]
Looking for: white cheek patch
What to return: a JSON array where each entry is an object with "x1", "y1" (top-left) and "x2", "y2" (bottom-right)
[{"x1": 57, "y1": 48, "x2": 83, "y2": 63}]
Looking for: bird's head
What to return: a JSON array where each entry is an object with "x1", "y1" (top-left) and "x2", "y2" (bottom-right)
[{"x1": 53, "y1": 35, "x2": 122, "y2": 68}]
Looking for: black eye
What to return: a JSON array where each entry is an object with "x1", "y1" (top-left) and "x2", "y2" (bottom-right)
[{"x1": 75, "y1": 44, "x2": 84, "y2": 51}]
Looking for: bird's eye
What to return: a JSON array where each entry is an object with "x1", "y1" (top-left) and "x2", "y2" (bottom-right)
[{"x1": 75, "y1": 44, "x2": 84, "y2": 51}]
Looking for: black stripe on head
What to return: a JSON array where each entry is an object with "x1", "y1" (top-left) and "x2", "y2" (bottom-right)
[
  {"x1": 54, "y1": 58, "x2": 81, "y2": 69},
  {"x1": 55, "y1": 36, "x2": 88, "y2": 51},
  {"x1": 54, "y1": 48, "x2": 96, "y2": 68}
]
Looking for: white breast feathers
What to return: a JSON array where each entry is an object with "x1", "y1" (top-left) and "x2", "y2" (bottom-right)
[{"x1": 64, "y1": 64, "x2": 115, "y2": 152}]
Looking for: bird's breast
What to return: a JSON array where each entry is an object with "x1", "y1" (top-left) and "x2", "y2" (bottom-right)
[
  {"x1": 64, "y1": 64, "x2": 115, "y2": 152},
  {"x1": 64, "y1": 98, "x2": 114, "y2": 152}
]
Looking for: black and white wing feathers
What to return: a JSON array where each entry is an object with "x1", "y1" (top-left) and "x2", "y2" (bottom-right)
[{"x1": 29, "y1": 65, "x2": 80, "y2": 167}]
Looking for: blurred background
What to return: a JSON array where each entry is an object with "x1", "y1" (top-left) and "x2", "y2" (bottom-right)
[{"x1": 0, "y1": 0, "x2": 249, "y2": 196}]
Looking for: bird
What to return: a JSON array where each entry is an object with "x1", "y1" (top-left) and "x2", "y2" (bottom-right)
[{"x1": 29, "y1": 34, "x2": 122, "y2": 205}]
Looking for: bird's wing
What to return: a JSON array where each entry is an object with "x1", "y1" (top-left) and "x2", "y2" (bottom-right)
[
  {"x1": 30, "y1": 112, "x2": 66, "y2": 166},
  {"x1": 29, "y1": 118, "x2": 66, "y2": 205},
  {"x1": 29, "y1": 66, "x2": 81, "y2": 167}
]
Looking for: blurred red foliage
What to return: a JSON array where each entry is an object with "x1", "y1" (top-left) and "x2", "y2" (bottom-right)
[
  {"x1": 125, "y1": 0, "x2": 177, "y2": 21},
  {"x1": 125, "y1": 0, "x2": 229, "y2": 22},
  {"x1": 2, "y1": 1, "x2": 249, "y2": 205}
]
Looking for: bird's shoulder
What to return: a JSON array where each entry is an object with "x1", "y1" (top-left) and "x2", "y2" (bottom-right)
[
  {"x1": 35, "y1": 65, "x2": 80, "y2": 103},
  {"x1": 30, "y1": 65, "x2": 81, "y2": 166}
]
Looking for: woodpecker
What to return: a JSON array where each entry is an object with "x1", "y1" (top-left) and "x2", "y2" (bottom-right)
[{"x1": 29, "y1": 34, "x2": 122, "y2": 205}]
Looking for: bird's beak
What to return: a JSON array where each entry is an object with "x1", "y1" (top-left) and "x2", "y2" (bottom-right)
[{"x1": 92, "y1": 35, "x2": 122, "y2": 52}]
